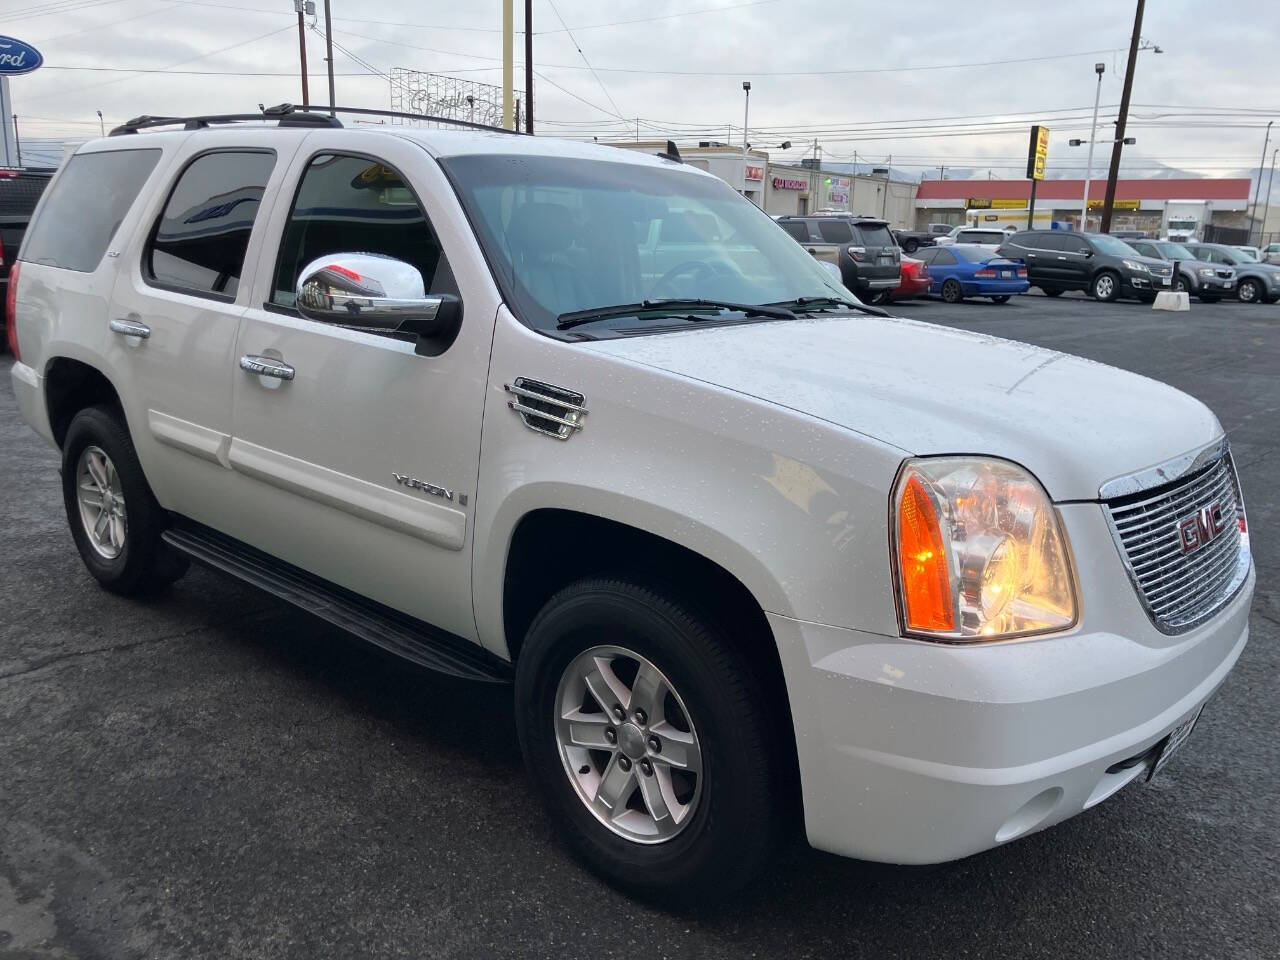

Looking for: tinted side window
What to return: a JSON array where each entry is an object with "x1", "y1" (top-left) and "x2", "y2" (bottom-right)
[
  {"x1": 779, "y1": 220, "x2": 810, "y2": 242},
  {"x1": 146, "y1": 150, "x2": 275, "y2": 299},
  {"x1": 915, "y1": 247, "x2": 940, "y2": 264},
  {"x1": 817, "y1": 219, "x2": 854, "y2": 243},
  {"x1": 1060, "y1": 235, "x2": 1090, "y2": 255},
  {"x1": 272, "y1": 154, "x2": 453, "y2": 311},
  {"x1": 931, "y1": 249, "x2": 957, "y2": 265},
  {"x1": 21, "y1": 149, "x2": 161, "y2": 272},
  {"x1": 1032, "y1": 233, "x2": 1064, "y2": 252}
]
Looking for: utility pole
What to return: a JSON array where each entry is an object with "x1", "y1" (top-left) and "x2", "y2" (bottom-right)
[
  {"x1": 1100, "y1": 0, "x2": 1145, "y2": 233},
  {"x1": 741, "y1": 81, "x2": 751, "y2": 198},
  {"x1": 1261, "y1": 147, "x2": 1278, "y2": 246},
  {"x1": 294, "y1": 0, "x2": 311, "y2": 107},
  {"x1": 1081, "y1": 61, "x2": 1105, "y2": 230},
  {"x1": 502, "y1": 0, "x2": 513, "y2": 129},
  {"x1": 11, "y1": 114, "x2": 19, "y2": 167},
  {"x1": 524, "y1": 0, "x2": 533, "y2": 133},
  {"x1": 322, "y1": 0, "x2": 335, "y2": 115},
  {"x1": 1250, "y1": 121, "x2": 1273, "y2": 245}
]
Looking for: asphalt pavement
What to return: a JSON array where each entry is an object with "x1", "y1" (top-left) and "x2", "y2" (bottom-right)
[{"x1": 2, "y1": 291, "x2": 1277, "y2": 959}]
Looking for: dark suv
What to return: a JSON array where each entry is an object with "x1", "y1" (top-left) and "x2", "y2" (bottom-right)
[
  {"x1": 2, "y1": 168, "x2": 53, "y2": 352},
  {"x1": 998, "y1": 230, "x2": 1172, "y2": 301},
  {"x1": 777, "y1": 214, "x2": 901, "y2": 301}
]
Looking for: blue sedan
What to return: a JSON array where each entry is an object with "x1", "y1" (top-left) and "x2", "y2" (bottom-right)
[{"x1": 916, "y1": 243, "x2": 1029, "y2": 303}]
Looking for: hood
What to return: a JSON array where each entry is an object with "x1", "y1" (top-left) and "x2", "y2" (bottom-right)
[{"x1": 584, "y1": 315, "x2": 1222, "y2": 501}]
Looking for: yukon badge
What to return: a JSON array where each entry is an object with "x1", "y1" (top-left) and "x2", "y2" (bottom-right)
[{"x1": 394, "y1": 473, "x2": 465, "y2": 505}]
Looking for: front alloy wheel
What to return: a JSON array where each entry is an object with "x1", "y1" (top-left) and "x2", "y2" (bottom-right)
[
  {"x1": 554, "y1": 645, "x2": 702, "y2": 843},
  {"x1": 1238, "y1": 277, "x2": 1262, "y2": 303},
  {"x1": 1093, "y1": 271, "x2": 1119, "y2": 301}
]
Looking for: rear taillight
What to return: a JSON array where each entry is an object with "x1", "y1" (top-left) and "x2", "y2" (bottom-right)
[
  {"x1": 846, "y1": 245, "x2": 866, "y2": 262},
  {"x1": 919, "y1": 265, "x2": 930, "y2": 278},
  {"x1": 975, "y1": 268, "x2": 996, "y2": 278},
  {"x1": 5, "y1": 260, "x2": 19, "y2": 360},
  {"x1": 1017, "y1": 268, "x2": 1028, "y2": 278}
]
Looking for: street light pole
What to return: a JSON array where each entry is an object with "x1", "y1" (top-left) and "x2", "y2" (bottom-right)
[
  {"x1": 1261, "y1": 147, "x2": 1278, "y2": 247},
  {"x1": 741, "y1": 81, "x2": 751, "y2": 198},
  {"x1": 1250, "y1": 120, "x2": 1273, "y2": 245},
  {"x1": 96, "y1": 110, "x2": 104, "y2": 137},
  {"x1": 524, "y1": 0, "x2": 533, "y2": 133},
  {"x1": 1081, "y1": 61, "x2": 1105, "y2": 230},
  {"x1": 1100, "y1": 0, "x2": 1146, "y2": 233}
]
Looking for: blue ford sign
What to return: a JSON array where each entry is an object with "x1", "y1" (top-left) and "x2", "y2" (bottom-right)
[{"x1": 0, "y1": 36, "x2": 43, "y2": 76}]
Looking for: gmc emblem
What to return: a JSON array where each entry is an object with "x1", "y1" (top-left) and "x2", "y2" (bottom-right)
[{"x1": 1178, "y1": 503, "x2": 1227, "y2": 554}]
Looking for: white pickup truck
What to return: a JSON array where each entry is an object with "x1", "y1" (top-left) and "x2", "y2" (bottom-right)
[{"x1": 7, "y1": 106, "x2": 1254, "y2": 904}]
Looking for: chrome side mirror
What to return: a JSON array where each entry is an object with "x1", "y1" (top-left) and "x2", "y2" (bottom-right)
[{"x1": 295, "y1": 253, "x2": 462, "y2": 354}]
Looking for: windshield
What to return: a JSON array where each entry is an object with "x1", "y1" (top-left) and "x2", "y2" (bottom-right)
[
  {"x1": 1091, "y1": 235, "x2": 1141, "y2": 257},
  {"x1": 440, "y1": 154, "x2": 849, "y2": 334},
  {"x1": 1167, "y1": 219, "x2": 1197, "y2": 230},
  {"x1": 1156, "y1": 242, "x2": 1194, "y2": 259}
]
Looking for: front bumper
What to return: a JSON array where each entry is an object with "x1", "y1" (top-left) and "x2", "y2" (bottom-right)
[
  {"x1": 1195, "y1": 276, "x2": 1236, "y2": 293},
  {"x1": 771, "y1": 501, "x2": 1254, "y2": 865},
  {"x1": 961, "y1": 278, "x2": 1030, "y2": 296},
  {"x1": 1126, "y1": 272, "x2": 1173, "y2": 294}
]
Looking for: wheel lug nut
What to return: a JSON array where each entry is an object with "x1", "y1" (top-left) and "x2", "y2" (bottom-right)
[
  {"x1": 612, "y1": 704, "x2": 625, "y2": 721},
  {"x1": 618, "y1": 756, "x2": 632, "y2": 771},
  {"x1": 648, "y1": 736, "x2": 660, "y2": 753},
  {"x1": 604, "y1": 727, "x2": 617, "y2": 744},
  {"x1": 639, "y1": 759, "x2": 653, "y2": 776},
  {"x1": 633, "y1": 709, "x2": 647, "y2": 725}
]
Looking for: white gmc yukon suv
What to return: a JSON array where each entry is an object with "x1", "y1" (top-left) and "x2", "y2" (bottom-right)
[{"x1": 7, "y1": 106, "x2": 1255, "y2": 903}]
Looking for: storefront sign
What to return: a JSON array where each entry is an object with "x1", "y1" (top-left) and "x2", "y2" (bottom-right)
[
  {"x1": 0, "y1": 36, "x2": 43, "y2": 75},
  {"x1": 1087, "y1": 199, "x2": 1141, "y2": 210},
  {"x1": 966, "y1": 198, "x2": 1025, "y2": 210},
  {"x1": 772, "y1": 177, "x2": 808, "y2": 190},
  {"x1": 1027, "y1": 125, "x2": 1050, "y2": 180},
  {"x1": 745, "y1": 165, "x2": 764, "y2": 181},
  {"x1": 825, "y1": 176, "x2": 849, "y2": 205}
]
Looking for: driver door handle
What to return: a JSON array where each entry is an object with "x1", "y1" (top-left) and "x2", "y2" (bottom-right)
[
  {"x1": 239, "y1": 355, "x2": 295, "y2": 381},
  {"x1": 109, "y1": 318, "x2": 151, "y2": 339}
]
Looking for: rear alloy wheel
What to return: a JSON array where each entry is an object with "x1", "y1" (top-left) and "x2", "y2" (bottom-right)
[
  {"x1": 990, "y1": 295, "x2": 1011, "y2": 304},
  {"x1": 515, "y1": 578, "x2": 785, "y2": 903},
  {"x1": 1238, "y1": 277, "x2": 1263, "y2": 303},
  {"x1": 1092, "y1": 271, "x2": 1120, "y2": 302},
  {"x1": 61, "y1": 406, "x2": 188, "y2": 595},
  {"x1": 941, "y1": 278, "x2": 964, "y2": 303}
]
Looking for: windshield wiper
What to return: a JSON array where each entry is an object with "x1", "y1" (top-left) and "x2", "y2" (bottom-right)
[
  {"x1": 768, "y1": 296, "x2": 889, "y2": 317},
  {"x1": 556, "y1": 298, "x2": 796, "y2": 331}
]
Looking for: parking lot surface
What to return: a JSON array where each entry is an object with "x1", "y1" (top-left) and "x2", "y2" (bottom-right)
[{"x1": 2, "y1": 292, "x2": 1277, "y2": 959}]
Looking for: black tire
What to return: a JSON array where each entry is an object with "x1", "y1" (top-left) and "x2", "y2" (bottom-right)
[
  {"x1": 940, "y1": 278, "x2": 964, "y2": 303},
  {"x1": 515, "y1": 577, "x2": 786, "y2": 904},
  {"x1": 1092, "y1": 270, "x2": 1121, "y2": 302},
  {"x1": 61, "y1": 406, "x2": 188, "y2": 595},
  {"x1": 1198, "y1": 294, "x2": 1221, "y2": 303},
  {"x1": 1040, "y1": 286, "x2": 1064, "y2": 298},
  {"x1": 902, "y1": 238, "x2": 919, "y2": 254},
  {"x1": 990, "y1": 295, "x2": 1011, "y2": 304},
  {"x1": 1237, "y1": 277, "x2": 1264, "y2": 304},
  {"x1": 868, "y1": 290, "x2": 890, "y2": 305},
  {"x1": 1174, "y1": 276, "x2": 1190, "y2": 293}
]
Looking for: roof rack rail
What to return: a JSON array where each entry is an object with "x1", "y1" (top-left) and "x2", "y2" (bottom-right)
[{"x1": 109, "y1": 103, "x2": 526, "y2": 137}]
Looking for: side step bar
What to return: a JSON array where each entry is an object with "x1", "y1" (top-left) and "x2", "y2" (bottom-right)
[{"x1": 162, "y1": 521, "x2": 512, "y2": 685}]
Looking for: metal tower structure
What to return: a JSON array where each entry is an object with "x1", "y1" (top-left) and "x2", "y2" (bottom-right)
[{"x1": 388, "y1": 68, "x2": 522, "y2": 129}]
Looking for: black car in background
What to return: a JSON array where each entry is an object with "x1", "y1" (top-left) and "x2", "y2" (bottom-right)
[
  {"x1": 997, "y1": 230, "x2": 1172, "y2": 301},
  {"x1": 2, "y1": 168, "x2": 54, "y2": 351},
  {"x1": 1184, "y1": 242, "x2": 1280, "y2": 304},
  {"x1": 1128, "y1": 239, "x2": 1236, "y2": 302},
  {"x1": 776, "y1": 214, "x2": 901, "y2": 301}
]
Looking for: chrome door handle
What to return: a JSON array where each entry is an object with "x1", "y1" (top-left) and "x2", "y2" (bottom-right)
[
  {"x1": 1057, "y1": 256, "x2": 1068, "y2": 260},
  {"x1": 109, "y1": 318, "x2": 151, "y2": 339},
  {"x1": 239, "y1": 355, "x2": 295, "y2": 381}
]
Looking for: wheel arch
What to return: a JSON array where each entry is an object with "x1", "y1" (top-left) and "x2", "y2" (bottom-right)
[{"x1": 44, "y1": 356, "x2": 126, "y2": 447}]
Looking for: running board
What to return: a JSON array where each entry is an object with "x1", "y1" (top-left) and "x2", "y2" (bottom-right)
[{"x1": 162, "y1": 521, "x2": 511, "y2": 685}]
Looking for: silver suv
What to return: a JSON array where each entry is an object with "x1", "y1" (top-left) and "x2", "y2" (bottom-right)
[{"x1": 8, "y1": 105, "x2": 1253, "y2": 904}]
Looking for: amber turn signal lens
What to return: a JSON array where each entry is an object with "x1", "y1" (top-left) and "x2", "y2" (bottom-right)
[{"x1": 898, "y1": 473, "x2": 954, "y2": 632}]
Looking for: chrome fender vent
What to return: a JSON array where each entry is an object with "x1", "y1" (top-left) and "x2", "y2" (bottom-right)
[{"x1": 504, "y1": 378, "x2": 587, "y2": 440}]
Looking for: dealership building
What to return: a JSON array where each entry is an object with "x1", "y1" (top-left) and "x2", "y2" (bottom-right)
[{"x1": 913, "y1": 177, "x2": 1253, "y2": 236}]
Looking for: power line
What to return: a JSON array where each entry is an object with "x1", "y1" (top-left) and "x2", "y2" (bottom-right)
[{"x1": 543, "y1": 0, "x2": 625, "y2": 119}]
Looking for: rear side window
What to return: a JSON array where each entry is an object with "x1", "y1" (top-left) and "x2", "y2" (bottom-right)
[
  {"x1": 856, "y1": 223, "x2": 894, "y2": 247},
  {"x1": 20, "y1": 149, "x2": 161, "y2": 272},
  {"x1": 779, "y1": 220, "x2": 810, "y2": 242},
  {"x1": 816, "y1": 219, "x2": 854, "y2": 243},
  {"x1": 931, "y1": 249, "x2": 957, "y2": 265},
  {"x1": 146, "y1": 150, "x2": 276, "y2": 300},
  {"x1": 1032, "y1": 233, "x2": 1064, "y2": 252}
]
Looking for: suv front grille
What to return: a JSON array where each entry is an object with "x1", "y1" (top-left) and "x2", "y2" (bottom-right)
[{"x1": 1104, "y1": 449, "x2": 1249, "y2": 633}]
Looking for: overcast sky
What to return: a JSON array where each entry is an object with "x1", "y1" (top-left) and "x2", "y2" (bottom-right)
[{"x1": 9, "y1": 0, "x2": 1280, "y2": 179}]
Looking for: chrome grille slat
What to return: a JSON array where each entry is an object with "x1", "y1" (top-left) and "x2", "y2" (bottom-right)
[{"x1": 1104, "y1": 447, "x2": 1248, "y2": 634}]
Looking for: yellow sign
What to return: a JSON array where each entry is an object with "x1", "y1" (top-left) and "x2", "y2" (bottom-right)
[
  {"x1": 966, "y1": 197, "x2": 1026, "y2": 210},
  {"x1": 992, "y1": 198, "x2": 1027, "y2": 209},
  {"x1": 1027, "y1": 125, "x2": 1050, "y2": 181},
  {"x1": 1087, "y1": 199, "x2": 1141, "y2": 210}
]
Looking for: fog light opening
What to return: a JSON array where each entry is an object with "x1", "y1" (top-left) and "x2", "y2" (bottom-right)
[{"x1": 995, "y1": 787, "x2": 1063, "y2": 843}]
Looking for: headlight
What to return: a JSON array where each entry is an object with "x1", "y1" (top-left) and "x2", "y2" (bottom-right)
[
  {"x1": 1197, "y1": 267, "x2": 1215, "y2": 278},
  {"x1": 892, "y1": 457, "x2": 1077, "y2": 641},
  {"x1": 1122, "y1": 259, "x2": 1149, "y2": 272}
]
